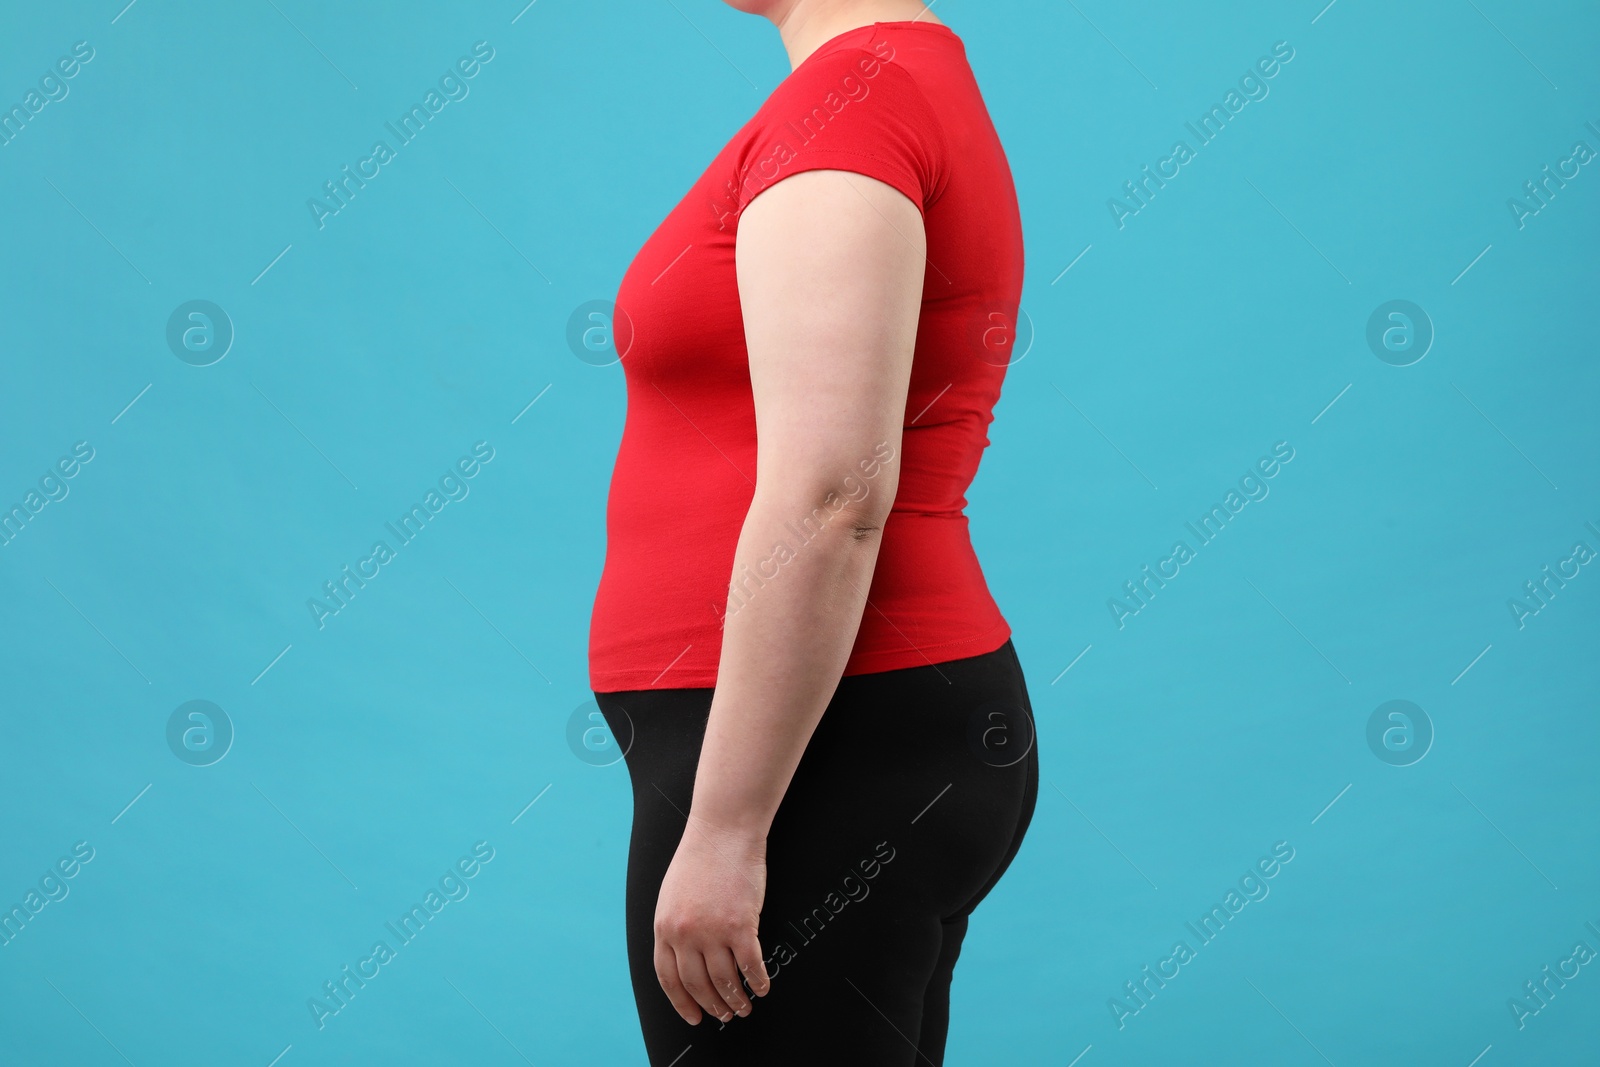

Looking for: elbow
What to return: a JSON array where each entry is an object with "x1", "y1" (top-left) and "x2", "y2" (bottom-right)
[
  {"x1": 812, "y1": 501, "x2": 890, "y2": 551},
  {"x1": 824, "y1": 481, "x2": 898, "y2": 546},
  {"x1": 844, "y1": 513, "x2": 885, "y2": 544},
  {"x1": 754, "y1": 478, "x2": 898, "y2": 548},
  {"x1": 842, "y1": 464, "x2": 899, "y2": 534},
  {"x1": 752, "y1": 442, "x2": 902, "y2": 542}
]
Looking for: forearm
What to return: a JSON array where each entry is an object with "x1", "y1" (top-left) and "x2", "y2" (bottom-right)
[{"x1": 688, "y1": 485, "x2": 892, "y2": 836}]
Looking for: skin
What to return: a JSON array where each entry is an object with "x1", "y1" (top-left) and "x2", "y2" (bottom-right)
[{"x1": 650, "y1": 0, "x2": 946, "y2": 1029}]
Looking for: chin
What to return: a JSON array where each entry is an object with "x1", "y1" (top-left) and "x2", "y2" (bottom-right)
[{"x1": 720, "y1": 0, "x2": 787, "y2": 14}]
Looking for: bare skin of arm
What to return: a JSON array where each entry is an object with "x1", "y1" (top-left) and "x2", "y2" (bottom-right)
[{"x1": 650, "y1": 168, "x2": 926, "y2": 1026}]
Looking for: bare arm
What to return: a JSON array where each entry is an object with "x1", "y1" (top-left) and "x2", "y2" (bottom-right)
[
  {"x1": 650, "y1": 168, "x2": 925, "y2": 1025},
  {"x1": 696, "y1": 167, "x2": 923, "y2": 832}
]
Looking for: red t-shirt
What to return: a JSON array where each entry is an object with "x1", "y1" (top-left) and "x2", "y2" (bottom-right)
[{"x1": 588, "y1": 20, "x2": 1024, "y2": 691}]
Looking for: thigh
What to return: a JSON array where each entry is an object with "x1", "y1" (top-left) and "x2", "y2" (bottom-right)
[
  {"x1": 593, "y1": 639, "x2": 1039, "y2": 1066},
  {"x1": 595, "y1": 688, "x2": 712, "y2": 1065}
]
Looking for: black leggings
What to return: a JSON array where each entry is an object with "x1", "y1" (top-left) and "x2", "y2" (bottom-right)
[{"x1": 594, "y1": 638, "x2": 1040, "y2": 1066}]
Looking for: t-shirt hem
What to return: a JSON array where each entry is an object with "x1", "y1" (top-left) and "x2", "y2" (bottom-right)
[
  {"x1": 588, "y1": 618, "x2": 1012, "y2": 693},
  {"x1": 842, "y1": 617, "x2": 1012, "y2": 676}
]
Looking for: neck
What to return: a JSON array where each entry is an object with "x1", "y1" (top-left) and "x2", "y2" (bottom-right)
[{"x1": 766, "y1": 0, "x2": 943, "y2": 71}]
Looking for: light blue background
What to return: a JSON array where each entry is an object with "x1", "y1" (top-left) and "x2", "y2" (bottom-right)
[{"x1": 2, "y1": 1, "x2": 1597, "y2": 1063}]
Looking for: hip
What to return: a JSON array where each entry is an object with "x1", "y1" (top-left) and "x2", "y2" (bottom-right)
[{"x1": 594, "y1": 637, "x2": 1039, "y2": 915}]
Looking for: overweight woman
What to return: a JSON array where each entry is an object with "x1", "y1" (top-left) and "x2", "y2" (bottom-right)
[{"x1": 587, "y1": 2, "x2": 1037, "y2": 1062}]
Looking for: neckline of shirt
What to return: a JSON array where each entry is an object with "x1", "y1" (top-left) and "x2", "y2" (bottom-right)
[{"x1": 797, "y1": 19, "x2": 963, "y2": 74}]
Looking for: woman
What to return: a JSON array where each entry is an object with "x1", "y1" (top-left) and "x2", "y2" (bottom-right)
[{"x1": 588, "y1": 1, "x2": 1036, "y2": 1062}]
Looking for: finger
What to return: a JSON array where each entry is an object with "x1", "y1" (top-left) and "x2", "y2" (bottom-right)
[
  {"x1": 654, "y1": 937, "x2": 703, "y2": 1025},
  {"x1": 731, "y1": 929, "x2": 772, "y2": 998},
  {"x1": 705, "y1": 945, "x2": 753, "y2": 1017},
  {"x1": 675, "y1": 946, "x2": 739, "y2": 1024}
]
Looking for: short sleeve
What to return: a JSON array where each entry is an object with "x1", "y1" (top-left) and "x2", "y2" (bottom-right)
[{"x1": 732, "y1": 46, "x2": 946, "y2": 221}]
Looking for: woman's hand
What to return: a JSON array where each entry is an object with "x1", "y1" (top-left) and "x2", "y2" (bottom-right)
[{"x1": 653, "y1": 814, "x2": 773, "y2": 1025}]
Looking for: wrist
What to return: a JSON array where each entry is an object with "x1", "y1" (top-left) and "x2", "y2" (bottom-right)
[{"x1": 684, "y1": 803, "x2": 772, "y2": 845}]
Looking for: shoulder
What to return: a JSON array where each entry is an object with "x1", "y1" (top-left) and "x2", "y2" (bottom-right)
[
  {"x1": 769, "y1": 39, "x2": 939, "y2": 121},
  {"x1": 731, "y1": 39, "x2": 949, "y2": 219}
]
